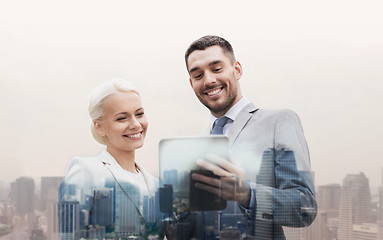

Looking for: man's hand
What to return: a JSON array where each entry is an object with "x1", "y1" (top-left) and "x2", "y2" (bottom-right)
[{"x1": 191, "y1": 154, "x2": 251, "y2": 208}]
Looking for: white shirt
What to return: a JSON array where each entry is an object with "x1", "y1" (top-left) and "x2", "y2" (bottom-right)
[{"x1": 100, "y1": 150, "x2": 150, "y2": 196}]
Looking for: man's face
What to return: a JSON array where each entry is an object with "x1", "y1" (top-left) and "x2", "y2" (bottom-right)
[{"x1": 187, "y1": 46, "x2": 243, "y2": 117}]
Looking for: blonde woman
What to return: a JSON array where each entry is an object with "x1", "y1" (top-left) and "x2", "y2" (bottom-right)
[{"x1": 59, "y1": 79, "x2": 159, "y2": 239}]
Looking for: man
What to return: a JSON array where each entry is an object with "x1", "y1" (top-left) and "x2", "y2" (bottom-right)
[{"x1": 186, "y1": 35, "x2": 317, "y2": 239}]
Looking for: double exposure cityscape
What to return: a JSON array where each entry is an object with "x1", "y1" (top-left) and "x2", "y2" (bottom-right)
[{"x1": 0, "y1": 167, "x2": 382, "y2": 239}]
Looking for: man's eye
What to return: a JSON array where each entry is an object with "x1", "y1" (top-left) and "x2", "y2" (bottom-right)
[
  {"x1": 193, "y1": 74, "x2": 203, "y2": 80},
  {"x1": 213, "y1": 67, "x2": 222, "y2": 72}
]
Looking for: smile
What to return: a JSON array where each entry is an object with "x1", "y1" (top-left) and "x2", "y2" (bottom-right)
[
  {"x1": 123, "y1": 132, "x2": 143, "y2": 140},
  {"x1": 205, "y1": 87, "x2": 223, "y2": 97}
]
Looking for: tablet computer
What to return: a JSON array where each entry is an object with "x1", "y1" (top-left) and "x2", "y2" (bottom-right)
[{"x1": 158, "y1": 136, "x2": 230, "y2": 213}]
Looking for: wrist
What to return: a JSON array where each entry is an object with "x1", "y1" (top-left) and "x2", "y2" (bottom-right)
[{"x1": 237, "y1": 186, "x2": 251, "y2": 208}]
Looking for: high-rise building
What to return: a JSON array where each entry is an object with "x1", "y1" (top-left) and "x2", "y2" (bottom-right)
[
  {"x1": 58, "y1": 200, "x2": 80, "y2": 240},
  {"x1": 41, "y1": 176, "x2": 63, "y2": 240},
  {"x1": 143, "y1": 195, "x2": 156, "y2": 224},
  {"x1": 90, "y1": 188, "x2": 114, "y2": 232},
  {"x1": 41, "y1": 176, "x2": 63, "y2": 209},
  {"x1": 159, "y1": 184, "x2": 173, "y2": 214},
  {"x1": 0, "y1": 181, "x2": 6, "y2": 201},
  {"x1": 9, "y1": 177, "x2": 35, "y2": 216},
  {"x1": 317, "y1": 184, "x2": 341, "y2": 218},
  {"x1": 178, "y1": 170, "x2": 190, "y2": 191},
  {"x1": 163, "y1": 169, "x2": 178, "y2": 189},
  {"x1": 301, "y1": 211, "x2": 328, "y2": 240},
  {"x1": 338, "y1": 173, "x2": 372, "y2": 240},
  {"x1": 301, "y1": 183, "x2": 341, "y2": 240},
  {"x1": 0, "y1": 201, "x2": 14, "y2": 225},
  {"x1": 351, "y1": 223, "x2": 383, "y2": 240},
  {"x1": 114, "y1": 183, "x2": 141, "y2": 236},
  {"x1": 47, "y1": 200, "x2": 59, "y2": 240}
]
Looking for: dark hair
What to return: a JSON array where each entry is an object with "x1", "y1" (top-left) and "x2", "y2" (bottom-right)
[{"x1": 185, "y1": 35, "x2": 236, "y2": 69}]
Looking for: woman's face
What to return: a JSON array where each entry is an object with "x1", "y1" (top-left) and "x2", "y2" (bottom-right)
[{"x1": 95, "y1": 91, "x2": 148, "y2": 153}]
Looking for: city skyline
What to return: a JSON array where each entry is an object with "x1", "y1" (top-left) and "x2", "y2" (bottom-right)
[
  {"x1": 1, "y1": 1, "x2": 382, "y2": 238},
  {"x1": 1, "y1": 167, "x2": 383, "y2": 239},
  {"x1": 1, "y1": 167, "x2": 383, "y2": 194},
  {"x1": 1, "y1": 1, "x2": 383, "y2": 188}
]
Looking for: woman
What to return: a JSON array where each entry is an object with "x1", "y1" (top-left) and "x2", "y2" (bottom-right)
[{"x1": 59, "y1": 79, "x2": 158, "y2": 239}]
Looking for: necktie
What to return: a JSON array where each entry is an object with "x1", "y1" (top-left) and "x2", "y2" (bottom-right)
[{"x1": 211, "y1": 116, "x2": 230, "y2": 135}]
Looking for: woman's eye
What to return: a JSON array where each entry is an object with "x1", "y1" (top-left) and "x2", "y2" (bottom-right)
[
  {"x1": 136, "y1": 112, "x2": 145, "y2": 117},
  {"x1": 213, "y1": 67, "x2": 222, "y2": 72},
  {"x1": 117, "y1": 117, "x2": 127, "y2": 121}
]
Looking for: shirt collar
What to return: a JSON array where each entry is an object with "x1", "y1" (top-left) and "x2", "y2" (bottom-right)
[{"x1": 210, "y1": 97, "x2": 250, "y2": 126}]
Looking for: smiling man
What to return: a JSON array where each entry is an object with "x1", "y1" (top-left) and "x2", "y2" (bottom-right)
[
  {"x1": 185, "y1": 35, "x2": 317, "y2": 239},
  {"x1": 187, "y1": 44, "x2": 242, "y2": 118}
]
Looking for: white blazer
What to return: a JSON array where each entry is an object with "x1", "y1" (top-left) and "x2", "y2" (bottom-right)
[{"x1": 63, "y1": 150, "x2": 158, "y2": 199}]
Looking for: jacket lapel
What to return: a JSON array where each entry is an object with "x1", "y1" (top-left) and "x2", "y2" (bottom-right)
[{"x1": 227, "y1": 103, "x2": 259, "y2": 146}]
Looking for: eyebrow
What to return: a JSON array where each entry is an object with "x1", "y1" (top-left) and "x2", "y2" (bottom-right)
[
  {"x1": 114, "y1": 108, "x2": 144, "y2": 117},
  {"x1": 189, "y1": 60, "x2": 223, "y2": 74},
  {"x1": 114, "y1": 112, "x2": 128, "y2": 117}
]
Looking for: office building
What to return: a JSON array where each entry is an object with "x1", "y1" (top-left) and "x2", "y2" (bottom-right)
[
  {"x1": 351, "y1": 223, "x2": 383, "y2": 240},
  {"x1": 338, "y1": 173, "x2": 371, "y2": 240},
  {"x1": 317, "y1": 184, "x2": 341, "y2": 218},
  {"x1": 163, "y1": 169, "x2": 178, "y2": 190},
  {"x1": 10, "y1": 177, "x2": 35, "y2": 216},
  {"x1": 143, "y1": 195, "x2": 156, "y2": 224},
  {"x1": 301, "y1": 211, "x2": 328, "y2": 240},
  {"x1": 58, "y1": 200, "x2": 80, "y2": 240},
  {"x1": 114, "y1": 183, "x2": 141, "y2": 236},
  {"x1": 90, "y1": 188, "x2": 114, "y2": 231},
  {"x1": 41, "y1": 176, "x2": 63, "y2": 210},
  {"x1": 47, "y1": 199, "x2": 59, "y2": 240}
]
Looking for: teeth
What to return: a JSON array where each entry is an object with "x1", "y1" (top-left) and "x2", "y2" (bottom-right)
[
  {"x1": 125, "y1": 132, "x2": 142, "y2": 139},
  {"x1": 207, "y1": 88, "x2": 221, "y2": 96}
]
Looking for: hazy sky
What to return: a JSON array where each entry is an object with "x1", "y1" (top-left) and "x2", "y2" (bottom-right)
[{"x1": 1, "y1": 0, "x2": 382, "y2": 188}]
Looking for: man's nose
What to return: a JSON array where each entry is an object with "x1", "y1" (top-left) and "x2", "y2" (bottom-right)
[{"x1": 204, "y1": 72, "x2": 216, "y2": 86}]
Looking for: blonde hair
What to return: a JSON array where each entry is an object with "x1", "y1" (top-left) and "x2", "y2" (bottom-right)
[{"x1": 89, "y1": 78, "x2": 139, "y2": 145}]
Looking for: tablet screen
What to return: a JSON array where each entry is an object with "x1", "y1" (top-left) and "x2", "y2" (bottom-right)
[{"x1": 159, "y1": 136, "x2": 230, "y2": 213}]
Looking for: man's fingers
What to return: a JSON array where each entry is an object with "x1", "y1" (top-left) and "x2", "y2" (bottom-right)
[
  {"x1": 196, "y1": 159, "x2": 230, "y2": 177},
  {"x1": 205, "y1": 154, "x2": 244, "y2": 177},
  {"x1": 196, "y1": 154, "x2": 245, "y2": 181},
  {"x1": 205, "y1": 154, "x2": 236, "y2": 172},
  {"x1": 194, "y1": 182, "x2": 239, "y2": 201},
  {"x1": 192, "y1": 173, "x2": 220, "y2": 187},
  {"x1": 194, "y1": 182, "x2": 221, "y2": 196},
  {"x1": 194, "y1": 182, "x2": 234, "y2": 200}
]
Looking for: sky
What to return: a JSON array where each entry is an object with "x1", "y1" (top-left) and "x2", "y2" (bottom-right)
[{"x1": 0, "y1": 0, "x2": 382, "y2": 189}]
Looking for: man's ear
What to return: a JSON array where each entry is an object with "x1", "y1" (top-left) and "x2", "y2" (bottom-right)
[
  {"x1": 94, "y1": 120, "x2": 105, "y2": 137},
  {"x1": 234, "y1": 61, "x2": 243, "y2": 81}
]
